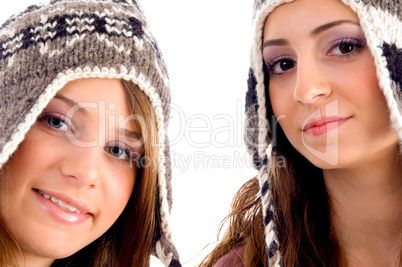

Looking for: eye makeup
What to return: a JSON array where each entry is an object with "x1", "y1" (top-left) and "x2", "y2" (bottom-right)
[{"x1": 262, "y1": 23, "x2": 367, "y2": 77}]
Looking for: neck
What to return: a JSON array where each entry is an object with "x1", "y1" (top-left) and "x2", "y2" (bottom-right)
[
  {"x1": 14, "y1": 252, "x2": 53, "y2": 267},
  {"x1": 323, "y1": 144, "x2": 402, "y2": 266}
]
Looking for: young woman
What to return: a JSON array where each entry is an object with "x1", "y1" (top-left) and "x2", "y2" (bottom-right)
[
  {"x1": 0, "y1": 0, "x2": 180, "y2": 266},
  {"x1": 202, "y1": 0, "x2": 401, "y2": 266}
]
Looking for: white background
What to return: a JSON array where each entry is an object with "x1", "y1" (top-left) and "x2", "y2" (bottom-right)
[{"x1": 0, "y1": 1, "x2": 256, "y2": 266}]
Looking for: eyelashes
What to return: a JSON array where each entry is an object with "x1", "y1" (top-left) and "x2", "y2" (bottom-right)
[
  {"x1": 105, "y1": 142, "x2": 142, "y2": 164},
  {"x1": 37, "y1": 112, "x2": 143, "y2": 165},
  {"x1": 264, "y1": 36, "x2": 367, "y2": 77},
  {"x1": 326, "y1": 37, "x2": 366, "y2": 57},
  {"x1": 266, "y1": 56, "x2": 296, "y2": 76},
  {"x1": 38, "y1": 113, "x2": 73, "y2": 133}
]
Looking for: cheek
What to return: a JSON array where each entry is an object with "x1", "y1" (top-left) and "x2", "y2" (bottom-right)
[
  {"x1": 96, "y1": 174, "x2": 134, "y2": 233},
  {"x1": 268, "y1": 77, "x2": 296, "y2": 118},
  {"x1": 269, "y1": 88, "x2": 295, "y2": 134},
  {"x1": 103, "y1": 170, "x2": 135, "y2": 215},
  {"x1": 269, "y1": 88, "x2": 283, "y2": 118},
  {"x1": 337, "y1": 54, "x2": 379, "y2": 102},
  {"x1": 0, "y1": 135, "x2": 42, "y2": 197}
]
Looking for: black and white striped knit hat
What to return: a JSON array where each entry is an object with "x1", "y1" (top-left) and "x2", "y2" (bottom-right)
[
  {"x1": 0, "y1": 0, "x2": 180, "y2": 266},
  {"x1": 245, "y1": 0, "x2": 401, "y2": 265}
]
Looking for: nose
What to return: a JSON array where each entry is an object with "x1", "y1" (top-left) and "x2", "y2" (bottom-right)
[
  {"x1": 60, "y1": 145, "x2": 101, "y2": 188},
  {"x1": 293, "y1": 58, "x2": 332, "y2": 104}
]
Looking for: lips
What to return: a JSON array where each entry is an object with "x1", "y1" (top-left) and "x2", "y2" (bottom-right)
[
  {"x1": 37, "y1": 190, "x2": 84, "y2": 213},
  {"x1": 303, "y1": 116, "x2": 350, "y2": 136},
  {"x1": 34, "y1": 189, "x2": 92, "y2": 225}
]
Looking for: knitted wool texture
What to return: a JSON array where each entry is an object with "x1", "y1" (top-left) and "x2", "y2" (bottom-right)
[
  {"x1": 245, "y1": 0, "x2": 401, "y2": 265},
  {"x1": 0, "y1": 0, "x2": 180, "y2": 266}
]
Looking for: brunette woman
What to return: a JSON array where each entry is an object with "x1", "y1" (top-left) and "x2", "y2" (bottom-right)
[{"x1": 202, "y1": 0, "x2": 401, "y2": 266}]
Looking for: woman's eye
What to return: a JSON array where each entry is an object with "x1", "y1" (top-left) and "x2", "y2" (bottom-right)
[
  {"x1": 339, "y1": 43, "x2": 354, "y2": 54},
  {"x1": 270, "y1": 59, "x2": 295, "y2": 74},
  {"x1": 47, "y1": 117, "x2": 69, "y2": 131},
  {"x1": 328, "y1": 37, "x2": 367, "y2": 56},
  {"x1": 331, "y1": 42, "x2": 355, "y2": 55},
  {"x1": 108, "y1": 146, "x2": 128, "y2": 159},
  {"x1": 106, "y1": 142, "x2": 143, "y2": 164}
]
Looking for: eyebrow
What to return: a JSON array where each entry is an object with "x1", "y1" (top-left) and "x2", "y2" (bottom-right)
[
  {"x1": 262, "y1": 39, "x2": 289, "y2": 48},
  {"x1": 262, "y1": 20, "x2": 360, "y2": 48},
  {"x1": 54, "y1": 94, "x2": 89, "y2": 116},
  {"x1": 119, "y1": 128, "x2": 142, "y2": 141},
  {"x1": 309, "y1": 20, "x2": 360, "y2": 37}
]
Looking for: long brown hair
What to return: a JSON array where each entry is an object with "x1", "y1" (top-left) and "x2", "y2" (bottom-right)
[
  {"x1": 0, "y1": 79, "x2": 159, "y2": 267},
  {"x1": 200, "y1": 104, "x2": 343, "y2": 266}
]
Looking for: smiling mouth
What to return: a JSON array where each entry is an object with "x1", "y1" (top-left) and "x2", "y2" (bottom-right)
[
  {"x1": 302, "y1": 116, "x2": 351, "y2": 136},
  {"x1": 36, "y1": 189, "x2": 84, "y2": 214}
]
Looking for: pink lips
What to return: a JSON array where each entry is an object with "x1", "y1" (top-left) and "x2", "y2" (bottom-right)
[
  {"x1": 303, "y1": 116, "x2": 350, "y2": 136},
  {"x1": 34, "y1": 189, "x2": 92, "y2": 225}
]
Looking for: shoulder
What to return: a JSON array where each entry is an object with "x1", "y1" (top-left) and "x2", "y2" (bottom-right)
[{"x1": 212, "y1": 245, "x2": 245, "y2": 267}]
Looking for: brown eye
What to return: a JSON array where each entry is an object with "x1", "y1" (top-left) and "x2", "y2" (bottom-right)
[
  {"x1": 271, "y1": 59, "x2": 296, "y2": 74},
  {"x1": 339, "y1": 43, "x2": 354, "y2": 54},
  {"x1": 279, "y1": 60, "x2": 294, "y2": 71},
  {"x1": 329, "y1": 38, "x2": 365, "y2": 56}
]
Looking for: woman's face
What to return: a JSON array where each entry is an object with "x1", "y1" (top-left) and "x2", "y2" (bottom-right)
[
  {"x1": 263, "y1": 0, "x2": 398, "y2": 168},
  {"x1": 0, "y1": 78, "x2": 143, "y2": 263}
]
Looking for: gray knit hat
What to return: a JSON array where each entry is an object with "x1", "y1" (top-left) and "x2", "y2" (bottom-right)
[
  {"x1": 0, "y1": 0, "x2": 180, "y2": 266},
  {"x1": 245, "y1": 0, "x2": 401, "y2": 265}
]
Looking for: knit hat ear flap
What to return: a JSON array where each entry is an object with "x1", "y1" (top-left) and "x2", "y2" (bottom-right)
[
  {"x1": 245, "y1": 68, "x2": 270, "y2": 170},
  {"x1": 257, "y1": 144, "x2": 281, "y2": 266}
]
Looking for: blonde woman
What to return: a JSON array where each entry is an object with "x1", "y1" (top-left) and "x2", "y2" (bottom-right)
[{"x1": 0, "y1": 0, "x2": 180, "y2": 266}]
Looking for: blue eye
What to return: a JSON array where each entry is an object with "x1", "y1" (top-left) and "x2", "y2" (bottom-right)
[
  {"x1": 106, "y1": 143, "x2": 143, "y2": 166},
  {"x1": 108, "y1": 146, "x2": 130, "y2": 160},
  {"x1": 42, "y1": 115, "x2": 70, "y2": 132},
  {"x1": 49, "y1": 118, "x2": 63, "y2": 128},
  {"x1": 109, "y1": 146, "x2": 125, "y2": 158}
]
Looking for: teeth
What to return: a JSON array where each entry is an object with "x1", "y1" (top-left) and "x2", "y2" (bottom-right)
[{"x1": 38, "y1": 190, "x2": 83, "y2": 214}]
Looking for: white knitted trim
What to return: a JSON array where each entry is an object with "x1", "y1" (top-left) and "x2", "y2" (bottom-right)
[
  {"x1": 0, "y1": 66, "x2": 174, "y2": 263},
  {"x1": 250, "y1": 0, "x2": 294, "y2": 159}
]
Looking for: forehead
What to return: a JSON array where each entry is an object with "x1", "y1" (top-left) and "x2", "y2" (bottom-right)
[
  {"x1": 58, "y1": 78, "x2": 130, "y2": 112},
  {"x1": 264, "y1": 0, "x2": 359, "y2": 38}
]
